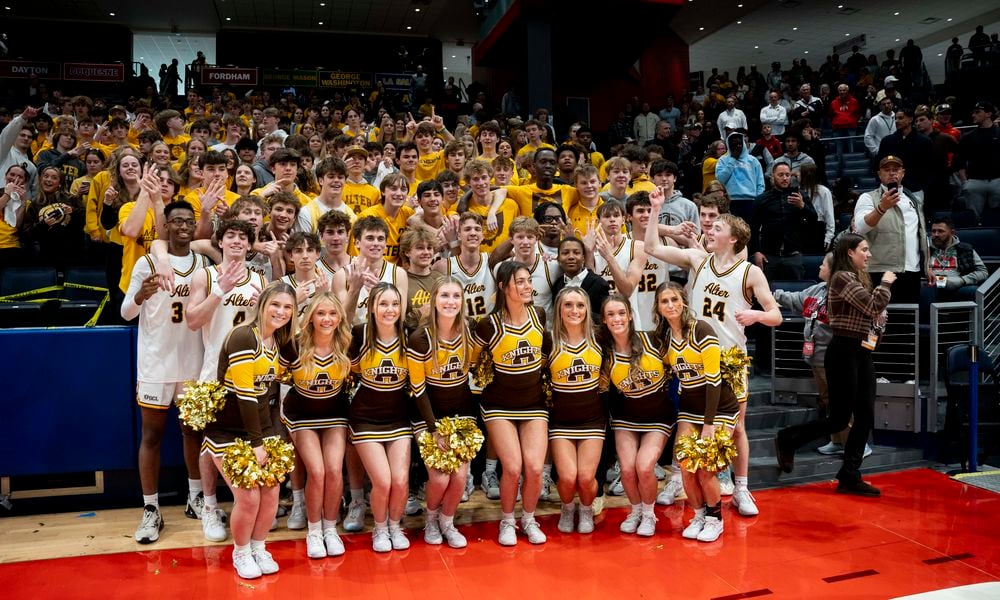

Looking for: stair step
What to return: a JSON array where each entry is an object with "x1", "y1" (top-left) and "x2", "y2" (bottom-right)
[
  {"x1": 745, "y1": 405, "x2": 820, "y2": 430},
  {"x1": 747, "y1": 427, "x2": 823, "y2": 457},
  {"x1": 748, "y1": 446, "x2": 926, "y2": 487}
]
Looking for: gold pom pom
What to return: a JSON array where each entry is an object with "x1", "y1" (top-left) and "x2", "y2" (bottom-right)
[
  {"x1": 417, "y1": 417, "x2": 485, "y2": 474},
  {"x1": 675, "y1": 427, "x2": 738, "y2": 473},
  {"x1": 221, "y1": 438, "x2": 297, "y2": 489},
  {"x1": 720, "y1": 347, "x2": 752, "y2": 399},
  {"x1": 472, "y1": 351, "x2": 494, "y2": 389},
  {"x1": 177, "y1": 380, "x2": 228, "y2": 431}
]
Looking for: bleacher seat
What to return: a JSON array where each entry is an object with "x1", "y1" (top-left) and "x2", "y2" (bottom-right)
[
  {"x1": 63, "y1": 267, "x2": 108, "y2": 300},
  {"x1": 0, "y1": 268, "x2": 59, "y2": 328},
  {"x1": 56, "y1": 267, "x2": 110, "y2": 326},
  {"x1": 801, "y1": 254, "x2": 825, "y2": 280},
  {"x1": 0, "y1": 267, "x2": 58, "y2": 296},
  {"x1": 936, "y1": 210, "x2": 980, "y2": 229},
  {"x1": 980, "y1": 210, "x2": 1000, "y2": 228},
  {"x1": 837, "y1": 213, "x2": 853, "y2": 233},
  {"x1": 956, "y1": 227, "x2": 1000, "y2": 262}
]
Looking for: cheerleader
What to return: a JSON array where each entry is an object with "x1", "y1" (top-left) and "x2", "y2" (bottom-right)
[
  {"x1": 657, "y1": 282, "x2": 740, "y2": 543},
  {"x1": 201, "y1": 281, "x2": 297, "y2": 580},
  {"x1": 281, "y1": 292, "x2": 351, "y2": 558},
  {"x1": 474, "y1": 261, "x2": 551, "y2": 546},
  {"x1": 547, "y1": 287, "x2": 605, "y2": 534},
  {"x1": 348, "y1": 282, "x2": 412, "y2": 552},
  {"x1": 406, "y1": 278, "x2": 480, "y2": 548},
  {"x1": 601, "y1": 294, "x2": 675, "y2": 537}
]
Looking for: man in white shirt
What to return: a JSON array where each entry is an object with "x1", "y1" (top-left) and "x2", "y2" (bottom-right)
[
  {"x1": 864, "y1": 97, "x2": 897, "y2": 156},
  {"x1": 760, "y1": 92, "x2": 788, "y2": 137},
  {"x1": 716, "y1": 95, "x2": 748, "y2": 136}
]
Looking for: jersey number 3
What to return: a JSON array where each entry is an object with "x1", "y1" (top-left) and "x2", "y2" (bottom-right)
[
  {"x1": 170, "y1": 302, "x2": 184, "y2": 323},
  {"x1": 702, "y1": 298, "x2": 726, "y2": 322}
]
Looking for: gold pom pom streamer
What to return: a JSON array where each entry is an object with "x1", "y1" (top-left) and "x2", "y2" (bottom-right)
[
  {"x1": 417, "y1": 417, "x2": 485, "y2": 474},
  {"x1": 720, "y1": 346, "x2": 752, "y2": 400},
  {"x1": 472, "y1": 351, "x2": 494, "y2": 389},
  {"x1": 177, "y1": 380, "x2": 228, "y2": 431},
  {"x1": 221, "y1": 438, "x2": 297, "y2": 489},
  {"x1": 674, "y1": 428, "x2": 738, "y2": 473}
]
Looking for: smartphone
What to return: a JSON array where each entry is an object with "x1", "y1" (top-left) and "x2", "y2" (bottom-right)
[
  {"x1": 787, "y1": 185, "x2": 800, "y2": 195},
  {"x1": 886, "y1": 181, "x2": 898, "y2": 191}
]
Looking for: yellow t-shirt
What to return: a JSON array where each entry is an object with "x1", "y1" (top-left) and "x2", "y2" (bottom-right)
[
  {"x1": 415, "y1": 150, "x2": 445, "y2": 183},
  {"x1": 354, "y1": 203, "x2": 415, "y2": 263},
  {"x1": 504, "y1": 183, "x2": 578, "y2": 217},
  {"x1": 466, "y1": 196, "x2": 519, "y2": 253},
  {"x1": 343, "y1": 180, "x2": 382, "y2": 215},
  {"x1": 600, "y1": 176, "x2": 656, "y2": 196},
  {"x1": 85, "y1": 170, "x2": 113, "y2": 243},
  {"x1": 163, "y1": 133, "x2": 192, "y2": 162},
  {"x1": 117, "y1": 202, "x2": 158, "y2": 292},
  {"x1": 184, "y1": 188, "x2": 241, "y2": 218},
  {"x1": 702, "y1": 157, "x2": 720, "y2": 193},
  {"x1": 515, "y1": 142, "x2": 555, "y2": 159},
  {"x1": 563, "y1": 198, "x2": 603, "y2": 239}
]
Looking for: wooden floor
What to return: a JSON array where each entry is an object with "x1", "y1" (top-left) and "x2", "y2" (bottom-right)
[{"x1": 0, "y1": 487, "x2": 631, "y2": 564}]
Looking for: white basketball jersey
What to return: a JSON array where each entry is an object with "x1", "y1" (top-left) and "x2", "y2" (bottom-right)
[
  {"x1": 352, "y1": 260, "x2": 398, "y2": 326},
  {"x1": 594, "y1": 235, "x2": 640, "y2": 321},
  {"x1": 199, "y1": 264, "x2": 267, "y2": 380},
  {"x1": 245, "y1": 251, "x2": 272, "y2": 282},
  {"x1": 317, "y1": 255, "x2": 341, "y2": 281},
  {"x1": 131, "y1": 252, "x2": 209, "y2": 383},
  {"x1": 688, "y1": 254, "x2": 753, "y2": 350},
  {"x1": 448, "y1": 252, "x2": 496, "y2": 321},
  {"x1": 633, "y1": 252, "x2": 670, "y2": 332},
  {"x1": 523, "y1": 251, "x2": 560, "y2": 327}
]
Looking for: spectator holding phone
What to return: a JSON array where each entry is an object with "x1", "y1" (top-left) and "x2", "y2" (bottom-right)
[
  {"x1": 853, "y1": 155, "x2": 930, "y2": 304},
  {"x1": 748, "y1": 162, "x2": 819, "y2": 280}
]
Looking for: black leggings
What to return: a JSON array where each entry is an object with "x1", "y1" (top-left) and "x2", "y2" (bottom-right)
[{"x1": 779, "y1": 335, "x2": 875, "y2": 482}]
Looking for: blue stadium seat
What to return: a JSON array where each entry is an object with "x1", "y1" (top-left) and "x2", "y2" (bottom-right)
[
  {"x1": 956, "y1": 228, "x2": 1000, "y2": 261},
  {"x1": 63, "y1": 267, "x2": 108, "y2": 300},
  {"x1": 0, "y1": 267, "x2": 59, "y2": 328},
  {"x1": 801, "y1": 254, "x2": 826, "y2": 280},
  {"x1": 933, "y1": 210, "x2": 980, "y2": 229},
  {"x1": 980, "y1": 210, "x2": 1000, "y2": 228},
  {"x1": 0, "y1": 267, "x2": 58, "y2": 296}
]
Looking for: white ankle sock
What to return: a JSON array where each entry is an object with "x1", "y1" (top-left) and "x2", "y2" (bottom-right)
[
  {"x1": 641, "y1": 502, "x2": 654, "y2": 515},
  {"x1": 350, "y1": 488, "x2": 364, "y2": 503},
  {"x1": 322, "y1": 518, "x2": 338, "y2": 532},
  {"x1": 143, "y1": 494, "x2": 158, "y2": 508},
  {"x1": 292, "y1": 489, "x2": 305, "y2": 504},
  {"x1": 485, "y1": 459, "x2": 498, "y2": 473},
  {"x1": 234, "y1": 542, "x2": 250, "y2": 554},
  {"x1": 308, "y1": 521, "x2": 322, "y2": 534},
  {"x1": 734, "y1": 476, "x2": 748, "y2": 490},
  {"x1": 440, "y1": 513, "x2": 455, "y2": 528},
  {"x1": 204, "y1": 494, "x2": 218, "y2": 510},
  {"x1": 501, "y1": 511, "x2": 514, "y2": 523},
  {"x1": 562, "y1": 502, "x2": 575, "y2": 512},
  {"x1": 188, "y1": 479, "x2": 203, "y2": 500},
  {"x1": 521, "y1": 511, "x2": 535, "y2": 522},
  {"x1": 249, "y1": 539, "x2": 265, "y2": 552}
]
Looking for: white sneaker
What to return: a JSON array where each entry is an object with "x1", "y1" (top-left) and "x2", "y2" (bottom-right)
[
  {"x1": 306, "y1": 532, "x2": 326, "y2": 559},
  {"x1": 389, "y1": 525, "x2": 410, "y2": 550},
  {"x1": 606, "y1": 461, "x2": 621, "y2": 483},
  {"x1": 656, "y1": 480, "x2": 686, "y2": 506},
  {"x1": 540, "y1": 473, "x2": 555, "y2": 502},
  {"x1": 637, "y1": 512, "x2": 657, "y2": 537},
  {"x1": 324, "y1": 529, "x2": 345, "y2": 556},
  {"x1": 682, "y1": 514, "x2": 706, "y2": 539},
  {"x1": 481, "y1": 470, "x2": 500, "y2": 500},
  {"x1": 733, "y1": 488, "x2": 759, "y2": 516},
  {"x1": 287, "y1": 502, "x2": 307, "y2": 530},
  {"x1": 440, "y1": 521, "x2": 467, "y2": 548},
  {"x1": 718, "y1": 470, "x2": 735, "y2": 496},
  {"x1": 697, "y1": 516, "x2": 724, "y2": 542},
  {"x1": 372, "y1": 527, "x2": 391, "y2": 553},
  {"x1": 557, "y1": 503, "x2": 576, "y2": 533},
  {"x1": 134, "y1": 505, "x2": 163, "y2": 544},
  {"x1": 863, "y1": 444, "x2": 873, "y2": 458},
  {"x1": 654, "y1": 464, "x2": 666, "y2": 480},
  {"x1": 343, "y1": 499, "x2": 366, "y2": 532},
  {"x1": 608, "y1": 475, "x2": 626, "y2": 496},
  {"x1": 404, "y1": 493, "x2": 423, "y2": 516},
  {"x1": 233, "y1": 548, "x2": 262, "y2": 579},
  {"x1": 498, "y1": 520, "x2": 517, "y2": 546},
  {"x1": 577, "y1": 505, "x2": 595, "y2": 534},
  {"x1": 184, "y1": 493, "x2": 204, "y2": 519},
  {"x1": 202, "y1": 507, "x2": 228, "y2": 542},
  {"x1": 462, "y1": 473, "x2": 474, "y2": 502},
  {"x1": 816, "y1": 441, "x2": 844, "y2": 455},
  {"x1": 521, "y1": 518, "x2": 547, "y2": 544},
  {"x1": 424, "y1": 514, "x2": 443, "y2": 545},
  {"x1": 620, "y1": 509, "x2": 642, "y2": 534},
  {"x1": 252, "y1": 547, "x2": 279, "y2": 574}
]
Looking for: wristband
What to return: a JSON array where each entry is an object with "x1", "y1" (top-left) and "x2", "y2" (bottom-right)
[
  {"x1": 212, "y1": 286, "x2": 226, "y2": 299},
  {"x1": 875, "y1": 204, "x2": 886, "y2": 216}
]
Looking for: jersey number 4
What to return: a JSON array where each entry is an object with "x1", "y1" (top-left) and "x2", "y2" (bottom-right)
[
  {"x1": 233, "y1": 311, "x2": 246, "y2": 327},
  {"x1": 702, "y1": 298, "x2": 726, "y2": 322}
]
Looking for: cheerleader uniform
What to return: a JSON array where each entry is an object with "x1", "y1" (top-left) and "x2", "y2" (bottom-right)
[
  {"x1": 280, "y1": 347, "x2": 351, "y2": 432},
  {"x1": 667, "y1": 321, "x2": 740, "y2": 429},
  {"x1": 347, "y1": 323, "x2": 411, "y2": 444},
  {"x1": 605, "y1": 332, "x2": 675, "y2": 435},
  {"x1": 474, "y1": 306, "x2": 552, "y2": 422},
  {"x1": 406, "y1": 326, "x2": 480, "y2": 435},
  {"x1": 202, "y1": 326, "x2": 285, "y2": 457},
  {"x1": 546, "y1": 337, "x2": 606, "y2": 440}
]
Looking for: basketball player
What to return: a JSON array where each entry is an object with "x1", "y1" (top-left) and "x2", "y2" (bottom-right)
[{"x1": 434, "y1": 212, "x2": 496, "y2": 321}]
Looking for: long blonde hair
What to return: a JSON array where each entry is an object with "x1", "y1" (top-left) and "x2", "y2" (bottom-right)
[
  {"x1": 362, "y1": 282, "x2": 405, "y2": 360},
  {"x1": 249, "y1": 281, "x2": 298, "y2": 350},
  {"x1": 297, "y1": 292, "x2": 351, "y2": 376},
  {"x1": 551, "y1": 286, "x2": 594, "y2": 352},
  {"x1": 652, "y1": 281, "x2": 697, "y2": 349},
  {"x1": 422, "y1": 277, "x2": 473, "y2": 372}
]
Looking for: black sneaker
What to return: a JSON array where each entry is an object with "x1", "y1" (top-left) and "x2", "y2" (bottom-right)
[{"x1": 836, "y1": 479, "x2": 881, "y2": 497}]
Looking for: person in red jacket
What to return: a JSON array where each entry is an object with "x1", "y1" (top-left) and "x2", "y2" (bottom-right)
[{"x1": 830, "y1": 84, "x2": 861, "y2": 157}]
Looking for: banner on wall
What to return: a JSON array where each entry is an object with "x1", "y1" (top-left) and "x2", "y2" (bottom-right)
[
  {"x1": 318, "y1": 71, "x2": 372, "y2": 89},
  {"x1": 201, "y1": 67, "x2": 259, "y2": 86},
  {"x1": 375, "y1": 72, "x2": 414, "y2": 91},
  {"x1": 63, "y1": 62, "x2": 125, "y2": 82},
  {"x1": 0, "y1": 60, "x2": 62, "y2": 79},
  {"x1": 262, "y1": 69, "x2": 319, "y2": 87}
]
